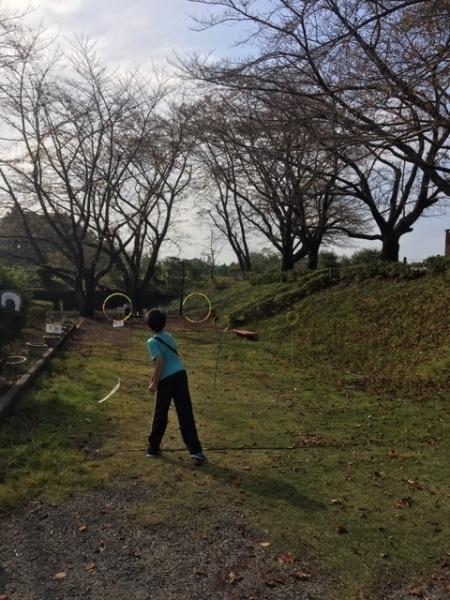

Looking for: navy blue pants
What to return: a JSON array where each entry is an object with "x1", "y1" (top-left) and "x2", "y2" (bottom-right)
[{"x1": 148, "y1": 370, "x2": 202, "y2": 454}]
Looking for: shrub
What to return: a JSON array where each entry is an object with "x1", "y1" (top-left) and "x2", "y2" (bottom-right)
[
  {"x1": 423, "y1": 255, "x2": 450, "y2": 273},
  {"x1": 249, "y1": 267, "x2": 283, "y2": 285},
  {"x1": 318, "y1": 251, "x2": 339, "y2": 269},
  {"x1": 0, "y1": 267, "x2": 32, "y2": 358},
  {"x1": 211, "y1": 277, "x2": 232, "y2": 291},
  {"x1": 230, "y1": 269, "x2": 333, "y2": 325},
  {"x1": 351, "y1": 248, "x2": 382, "y2": 264}
]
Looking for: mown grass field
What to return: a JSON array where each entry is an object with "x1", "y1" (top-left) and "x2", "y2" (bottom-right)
[{"x1": 1, "y1": 272, "x2": 449, "y2": 599}]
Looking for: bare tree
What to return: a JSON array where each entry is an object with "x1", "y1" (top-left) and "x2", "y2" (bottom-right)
[
  {"x1": 330, "y1": 146, "x2": 444, "y2": 261},
  {"x1": 104, "y1": 105, "x2": 194, "y2": 307},
  {"x1": 193, "y1": 113, "x2": 253, "y2": 272},
  {"x1": 0, "y1": 41, "x2": 164, "y2": 315},
  {"x1": 186, "y1": 1, "x2": 450, "y2": 204},
  {"x1": 193, "y1": 90, "x2": 356, "y2": 270}
]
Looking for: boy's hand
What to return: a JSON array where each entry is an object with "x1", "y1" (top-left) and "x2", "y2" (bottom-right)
[{"x1": 148, "y1": 380, "x2": 157, "y2": 393}]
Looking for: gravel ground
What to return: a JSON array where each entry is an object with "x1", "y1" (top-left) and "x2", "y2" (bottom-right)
[{"x1": 0, "y1": 485, "x2": 325, "y2": 600}]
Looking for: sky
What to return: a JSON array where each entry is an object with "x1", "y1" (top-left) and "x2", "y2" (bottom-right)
[{"x1": 5, "y1": 0, "x2": 450, "y2": 263}]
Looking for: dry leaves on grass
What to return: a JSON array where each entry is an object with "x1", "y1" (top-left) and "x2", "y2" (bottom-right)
[
  {"x1": 406, "y1": 479, "x2": 424, "y2": 491},
  {"x1": 84, "y1": 563, "x2": 96, "y2": 574},
  {"x1": 393, "y1": 497, "x2": 413, "y2": 509},
  {"x1": 53, "y1": 572, "x2": 67, "y2": 581},
  {"x1": 227, "y1": 571, "x2": 242, "y2": 585},
  {"x1": 277, "y1": 552, "x2": 295, "y2": 565},
  {"x1": 293, "y1": 571, "x2": 311, "y2": 581},
  {"x1": 259, "y1": 542, "x2": 271, "y2": 548},
  {"x1": 408, "y1": 587, "x2": 425, "y2": 597}
]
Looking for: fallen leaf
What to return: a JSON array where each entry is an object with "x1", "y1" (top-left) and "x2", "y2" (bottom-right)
[
  {"x1": 193, "y1": 568, "x2": 208, "y2": 577},
  {"x1": 84, "y1": 562, "x2": 96, "y2": 573},
  {"x1": 259, "y1": 542, "x2": 271, "y2": 548},
  {"x1": 231, "y1": 478, "x2": 241, "y2": 488},
  {"x1": 227, "y1": 571, "x2": 242, "y2": 584},
  {"x1": 408, "y1": 587, "x2": 424, "y2": 597},
  {"x1": 278, "y1": 552, "x2": 295, "y2": 564},
  {"x1": 293, "y1": 570, "x2": 311, "y2": 581},
  {"x1": 407, "y1": 479, "x2": 424, "y2": 490},
  {"x1": 53, "y1": 572, "x2": 67, "y2": 581},
  {"x1": 79, "y1": 524, "x2": 88, "y2": 532},
  {"x1": 393, "y1": 497, "x2": 413, "y2": 509},
  {"x1": 337, "y1": 525, "x2": 348, "y2": 535},
  {"x1": 0, "y1": 595, "x2": 8, "y2": 600},
  {"x1": 388, "y1": 449, "x2": 399, "y2": 459}
]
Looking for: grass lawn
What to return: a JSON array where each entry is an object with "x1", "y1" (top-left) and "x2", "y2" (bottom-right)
[{"x1": 1, "y1": 274, "x2": 449, "y2": 599}]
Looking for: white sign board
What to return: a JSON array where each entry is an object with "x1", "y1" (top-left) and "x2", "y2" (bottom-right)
[
  {"x1": 113, "y1": 320, "x2": 124, "y2": 328},
  {"x1": 45, "y1": 323, "x2": 63, "y2": 335}
]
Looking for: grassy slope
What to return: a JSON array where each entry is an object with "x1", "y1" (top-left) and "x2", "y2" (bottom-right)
[{"x1": 1, "y1": 272, "x2": 449, "y2": 598}]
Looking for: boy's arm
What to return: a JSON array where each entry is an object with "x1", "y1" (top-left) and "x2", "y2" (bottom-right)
[{"x1": 149, "y1": 356, "x2": 164, "y2": 393}]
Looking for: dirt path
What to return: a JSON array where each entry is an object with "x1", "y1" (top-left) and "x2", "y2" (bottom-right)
[{"x1": 0, "y1": 484, "x2": 323, "y2": 600}]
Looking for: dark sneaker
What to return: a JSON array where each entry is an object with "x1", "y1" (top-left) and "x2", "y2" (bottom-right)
[
  {"x1": 146, "y1": 448, "x2": 161, "y2": 458},
  {"x1": 190, "y1": 452, "x2": 207, "y2": 465}
]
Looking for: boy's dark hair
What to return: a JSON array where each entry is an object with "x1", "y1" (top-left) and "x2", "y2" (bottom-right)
[{"x1": 146, "y1": 309, "x2": 167, "y2": 332}]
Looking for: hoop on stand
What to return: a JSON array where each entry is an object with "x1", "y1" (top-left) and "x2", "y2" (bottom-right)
[
  {"x1": 102, "y1": 293, "x2": 133, "y2": 326},
  {"x1": 182, "y1": 292, "x2": 212, "y2": 325}
]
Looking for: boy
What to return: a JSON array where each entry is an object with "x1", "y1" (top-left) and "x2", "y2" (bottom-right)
[{"x1": 146, "y1": 308, "x2": 206, "y2": 465}]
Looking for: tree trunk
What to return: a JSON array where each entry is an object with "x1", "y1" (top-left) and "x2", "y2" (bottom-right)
[
  {"x1": 281, "y1": 252, "x2": 295, "y2": 271},
  {"x1": 381, "y1": 234, "x2": 400, "y2": 262},
  {"x1": 243, "y1": 254, "x2": 252, "y2": 272},
  {"x1": 237, "y1": 252, "x2": 252, "y2": 273},
  {"x1": 307, "y1": 246, "x2": 320, "y2": 270},
  {"x1": 76, "y1": 270, "x2": 97, "y2": 317}
]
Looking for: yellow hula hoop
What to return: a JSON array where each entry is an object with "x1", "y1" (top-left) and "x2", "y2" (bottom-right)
[
  {"x1": 285, "y1": 310, "x2": 299, "y2": 326},
  {"x1": 102, "y1": 293, "x2": 133, "y2": 322},
  {"x1": 183, "y1": 292, "x2": 212, "y2": 324}
]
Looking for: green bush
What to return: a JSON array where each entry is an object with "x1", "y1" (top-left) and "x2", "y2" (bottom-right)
[
  {"x1": 340, "y1": 262, "x2": 425, "y2": 282},
  {"x1": 423, "y1": 255, "x2": 450, "y2": 273},
  {"x1": 229, "y1": 261, "x2": 428, "y2": 326},
  {"x1": 28, "y1": 300, "x2": 54, "y2": 321},
  {"x1": 0, "y1": 267, "x2": 32, "y2": 358},
  {"x1": 230, "y1": 269, "x2": 333, "y2": 325},
  {"x1": 249, "y1": 267, "x2": 283, "y2": 285},
  {"x1": 351, "y1": 248, "x2": 382, "y2": 264},
  {"x1": 210, "y1": 277, "x2": 232, "y2": 291}
]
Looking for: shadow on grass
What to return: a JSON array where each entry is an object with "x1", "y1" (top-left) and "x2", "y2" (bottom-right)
[{"x1": 161, "y1": 455, "x2": 326, "y2": 513}]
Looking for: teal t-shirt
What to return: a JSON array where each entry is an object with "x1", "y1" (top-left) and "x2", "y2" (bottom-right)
[{"x1": 147, "y1": 332, "x2": 184, "y2": 381}]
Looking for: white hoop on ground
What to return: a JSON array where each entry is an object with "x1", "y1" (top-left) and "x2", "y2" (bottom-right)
[{"x1": 98, "y1": 379, "x2": 121, "y2": 404}]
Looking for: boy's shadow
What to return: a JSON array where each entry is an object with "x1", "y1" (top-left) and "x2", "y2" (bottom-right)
[{"x1": 161, "y1": 455, "x2": 326, "y2": 513}]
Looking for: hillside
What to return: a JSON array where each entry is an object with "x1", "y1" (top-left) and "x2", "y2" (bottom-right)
[{"x1": 203, "y1": 268, "x2": 450, "y2": 401}]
